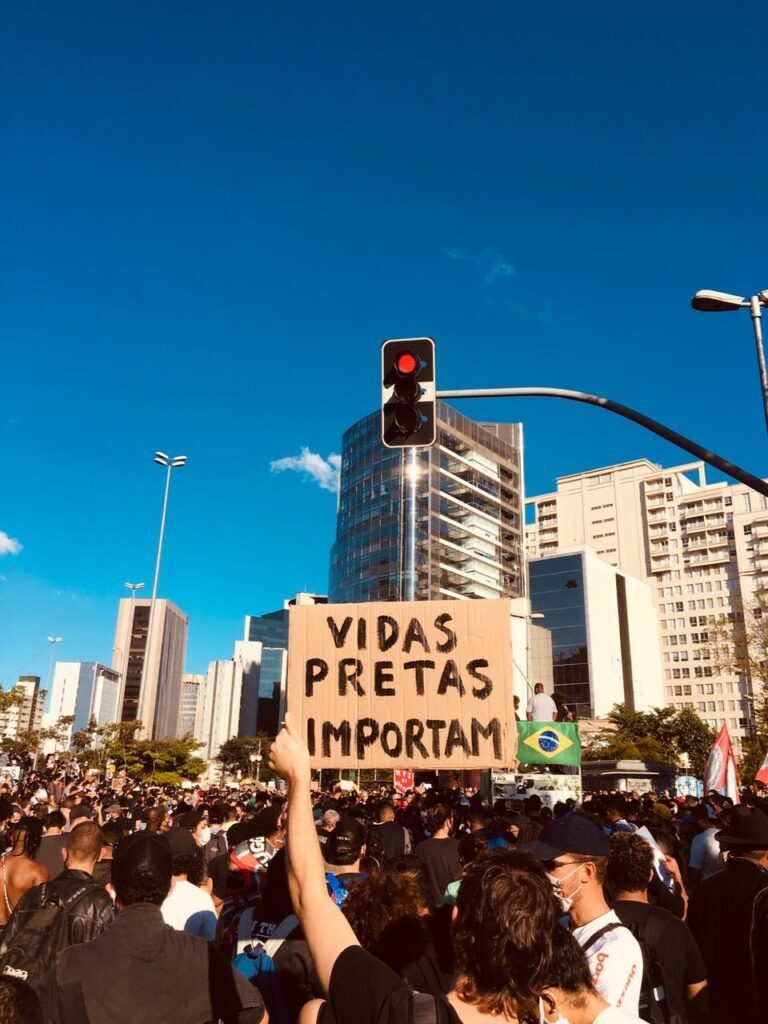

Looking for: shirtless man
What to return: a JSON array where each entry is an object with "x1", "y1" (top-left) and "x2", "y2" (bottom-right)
[{"x1": 0, "y1": 817, "x2": 47, "y2": 928}]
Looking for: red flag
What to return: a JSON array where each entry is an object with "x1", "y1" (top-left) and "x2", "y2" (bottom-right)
[
  {"x1": 704, "y1": 724, "x2": 741, "y2": 804},
  {"x1": 394, "y1": 769, "x2": 415, "y2": 794},
  {"x1": 756, "y1": 750, "x2": 768, "y2": 786}
]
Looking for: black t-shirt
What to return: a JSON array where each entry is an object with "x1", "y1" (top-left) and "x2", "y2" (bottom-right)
[
  {"x1": 613, "y1": 900, "x2": 706, "y2": 1021},
  {"x1": 415, "y1": 838, "x2": 461, "y2": 907},
  {"x1": 35, "y1": 834, "x2": 67, "y2": 880},
  {"x1": 376, "y1": 821, "x2": 408, "y2": 860},
  {"x1": 326, "y1": 946, "x2": 461, "y2": 1024}
]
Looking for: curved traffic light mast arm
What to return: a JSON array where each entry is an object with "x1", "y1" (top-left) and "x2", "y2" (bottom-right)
[{"x1": 435, "y1": 385, "x2": 768, "y2": 499}]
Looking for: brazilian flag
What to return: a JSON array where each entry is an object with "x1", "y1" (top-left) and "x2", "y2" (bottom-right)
[{"x1": 516, "y1": 721, "x2": 581, "y2": 766}]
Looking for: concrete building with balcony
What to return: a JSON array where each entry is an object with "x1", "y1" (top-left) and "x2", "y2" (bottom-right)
[
  {"x1": 527, "y1": 458, "x2": 768, "y2": 751},
  {"x1": 0, "y1": 676, "x2": 47, "y2": 741}
]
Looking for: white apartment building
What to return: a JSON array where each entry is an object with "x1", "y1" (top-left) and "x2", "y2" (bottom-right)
[
  {"x1": 200, "y1": 641, "x2": 264, "y2": 761},
  {"x1": 0, "y1": 676, "x2": 47, "y2": 740},
  {"x1": 527, "y1": 458, "x2": 768, "y2": 751},
  {"x1": 44, "y1": 662, "x2": 121, "y2": 749}
]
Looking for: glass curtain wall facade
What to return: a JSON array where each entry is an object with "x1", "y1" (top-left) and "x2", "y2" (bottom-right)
[
  {"x1": 529, "y1": 554, "x2": 592, "y2": 718},
  {"x1": 329, "y1": 402, "x2": 524, "y2": 603}
]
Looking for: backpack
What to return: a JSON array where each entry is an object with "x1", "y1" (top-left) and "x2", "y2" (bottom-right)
[
  {"x1": 325, "y1": 873, "x2": 350, "y2": 907},
  {"x1": 233, "y1": 936, "x2": 292, "y2": 1024},
  {"x1": 631, "y1": 910, "x2": 682, "y2": 1024},
  {"x1": 0, "y1": 884, "x2": 91, "y2": 993}
]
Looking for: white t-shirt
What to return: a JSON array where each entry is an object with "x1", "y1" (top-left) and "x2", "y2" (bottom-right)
[
  {"x1": 572, "y1": 909, "x2": 642, "y2": 1015},
  {"x1": 161, "y1": 879, "x2": 217, "y2": 940},
  {"x1": 689, "y1": 828, "x2": 722, "y2": 880},
  {"x1": 593, "y1": 1008, "x2": 644, "y2": 1024},
  {"x1": 526, "y1": 692, "x2": 557, "y2": 721}
]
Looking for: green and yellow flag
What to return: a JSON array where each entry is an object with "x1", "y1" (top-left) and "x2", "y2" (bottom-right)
[{"x1": 516, "y1": 721, "x2": 581, "y2": 766}]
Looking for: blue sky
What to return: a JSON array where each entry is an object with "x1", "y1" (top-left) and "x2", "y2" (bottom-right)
[{"x1": 3, "y1": 2, "x2": 768, "y2": 690}]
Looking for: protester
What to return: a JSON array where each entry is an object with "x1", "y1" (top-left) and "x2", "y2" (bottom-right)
[
  {"x1": 688, "y1": 805, "x2": 768, "y2": 1023},
  {"x1": 604, "y1": 797, "x2": 637, "y2": 835},
  {"x1": 0, "y1": 818, "x2": 46, "y2": 929},
  {"x1": 34, "y1": 811, "x2": 67, "y2": 882},
  {"x1": 323, "y1": 817, "x2": 367, "y2": 906},
  {"x1": 341, "y1": 866, "x2": 447, "y2": 993},
  {"x1": 541, "y1": 926, "x2": 643, "y2": 1023},
  {"x1": 529, "y1": 815, "x2": 642, "y2": 1015},
  {"x1": 0, "y1": 821, "x2": 114, "y2": 994},
  {"x1": 687, "y1": 804, "x2": 722, "y2": 887},
  {"x1": 43, "y1": 830, "x2": 265, "y2": 1024},
  {"x1": 0, "y1": 976, "x2": 43, "y2": 1024},
  {"x1": 414, "y1": 804, "x2": 461, "y2": 907},
  {"x1": 270, "y1": 712, "x2": 559, "y2": 1024},
  {"x1": 373, "y1": 802, "x2": 411, "y2": 860},
  {"x1": 607, "y1": 832, "x2": 708, "y2": 1023},
  {"x1": 161, "y1": 825, "x2": 217, "y2": 939},
  {"x1": 526, "y1": 682, "x2": 557, "y2": 722}
]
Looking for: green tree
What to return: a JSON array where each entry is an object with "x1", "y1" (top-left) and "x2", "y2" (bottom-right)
[
  {"x1": 0, "y1": 688, "x2": 22, "y2": 717},
  {"x1": 217, "y1": 735, "x2": 274, "y2": 779},
  {"x1": 103, "y1": 728, "x2": 205, "y2": 784},
  {"x1": 40, "y1": 715, "x2": 76, "y2": 754},
  {"x1": 582, "y1": 703, "x2": 715, "y2": 777}
]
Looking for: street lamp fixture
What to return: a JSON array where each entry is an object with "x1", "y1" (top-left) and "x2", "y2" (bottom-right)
[
  {"x1": 691, "y1": 288, "x2": 768, "y2": 434},
  {"x1": 135, "y1": 451, "x2": 187, "y2": 735}
]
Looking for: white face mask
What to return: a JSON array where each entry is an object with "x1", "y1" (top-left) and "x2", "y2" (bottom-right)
[
  {"x1": 198, "y1": 827, "x2": 211, "y2": 846},
  {"x1": 539, "y1": 997, "x2": 570, "y2": 1024},
  {"x1": 547, "y1": 865, "x2": 584, "y2": 914}
]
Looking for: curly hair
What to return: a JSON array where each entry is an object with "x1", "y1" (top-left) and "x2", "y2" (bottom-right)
[
  {"x1": 9, "y1": 817, "x2": 43, "y2": 858},
  {"x1": 342, "y1": 868, "x2": 430, "y2": 977},
  {"x1": 607, "y1": 832, "x2": 654, "y2": 893},
  {"x1": 452, "y1": 849, "x2": 556, "y2": 1021}
]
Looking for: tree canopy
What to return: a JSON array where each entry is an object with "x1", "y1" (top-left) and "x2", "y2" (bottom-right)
[
  {"x1": 217, "y1": 734, "x2": 273, "y2": 778},
  {"x1": 582, "y1": 703, "x2": 715, "y2": 777}
]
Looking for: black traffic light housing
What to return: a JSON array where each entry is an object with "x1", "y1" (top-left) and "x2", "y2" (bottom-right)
[{"x1": 381, "y1": 337, "x2": 436, "y2": 448}]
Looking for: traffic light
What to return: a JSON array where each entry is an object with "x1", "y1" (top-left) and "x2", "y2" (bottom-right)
[{"x1": 381, "y1": 337, "x2": 436, "y2": 448}]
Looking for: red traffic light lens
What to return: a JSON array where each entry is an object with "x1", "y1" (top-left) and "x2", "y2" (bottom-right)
[{"x1": 395, "y1": 351, "x2": 418, "y2": 376}]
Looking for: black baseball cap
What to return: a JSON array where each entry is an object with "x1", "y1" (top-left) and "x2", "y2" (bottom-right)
[
  {"x1": 525, "y1": 815, "x2": 609, "y2": 860},
  {"x1": 324, "y1": 817, "x2": 365, "y2": 866},
  {"x1": 164, "y1": 826, "x2": 198, "y2": 860},
  {"x1": 112, "y1": 831, "x2": 173, "y2": 892}
]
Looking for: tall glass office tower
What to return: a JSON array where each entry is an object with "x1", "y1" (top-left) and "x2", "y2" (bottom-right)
[{"x1": 329, "y1": 402, "x2": 524, "y2": 603}]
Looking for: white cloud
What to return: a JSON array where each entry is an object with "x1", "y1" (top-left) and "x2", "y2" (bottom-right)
[
  {"x1": 445, "y1": 247, "x2": 516, "y2": 285},
  {"x1": 0, "y1": 532, "x2": 22, "y2": 556},
  {"x1": 270, "y1": 448, "x2": 341, "y2": 493}
]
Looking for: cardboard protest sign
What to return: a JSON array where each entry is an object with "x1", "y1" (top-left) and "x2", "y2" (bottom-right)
[{"x1": 286, "y1": 598, "x2": 516, "y2": 769}]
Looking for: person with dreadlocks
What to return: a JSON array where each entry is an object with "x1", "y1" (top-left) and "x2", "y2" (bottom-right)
[{"x1": 0, "y1": 817, "x2": 47, "y2": 930}]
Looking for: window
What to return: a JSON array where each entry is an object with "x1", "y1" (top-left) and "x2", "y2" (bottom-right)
[
  {"x1": 681, "y1": 668, "x2": 690, "y2": 678},
  {"x1": 673, "y1": 669, "x2": 681, "y2": 679},
  {"x1": 683, "y1": 685, "x2": 692, "y2": 695},
  {"x1": 676, "y1": 602, "x2": 685, "y2": 612}
]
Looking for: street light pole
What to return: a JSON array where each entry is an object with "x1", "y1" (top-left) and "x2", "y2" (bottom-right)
[
  {"x1": 692, "y1": 288, "x2": 768, "y2": 437},
  {"x1": 136, "y1": 452, "x2": 186, "y2": 737}
]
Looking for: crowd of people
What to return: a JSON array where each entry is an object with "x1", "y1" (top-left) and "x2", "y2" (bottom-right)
[{"x1": 0, "y1": 722, "x2": 766, "y2": 1023}]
